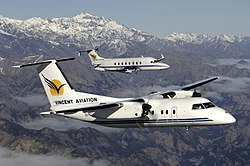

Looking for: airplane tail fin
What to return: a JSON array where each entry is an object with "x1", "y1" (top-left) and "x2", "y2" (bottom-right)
[
  {"x1": 14, "y1": 57, "x2": 118, "y2": 111},
  {"x1": 78, "y1": 49, "x2": 105, "y2": 65},
  {"x1": 14, "y1": 58, "x2": 78, "y2": 107}
]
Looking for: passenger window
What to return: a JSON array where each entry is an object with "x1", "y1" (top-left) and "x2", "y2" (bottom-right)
[
  {"x1": 161, "y1": 110, "x2": 163, "y2": 114},
  {"x1": 114, "y1": 63, "x2": 116, "y2": 65},
  {"x1": 136, "y1": 62, "x2": 138, "y2": 65},
  {"x1": 173, "y1": 110, "x2": 176, "y2": 114},
  {"x1": 125, "y1": 62, "x2": 127, "y2": 65},
  {"x1": 121, "y1": 62, "x2": 123, "y2": 65},
  {"x1": 166, "y1": 110, "x2": 168, "y2": 114},
  {"x1": 151, "y1": 111, "x2": 154, "y2": 115},
  {"x1": 140, "y1": 62, "x2": 142, "y2": 64},
  {"x1": 118, "y1": 62, "x2": 120, "y2": 65},
  {"x1": 132, "y1": 62, "x2": 134, "y2": 65},
  {"x1": 129, "y1": 62, "x2": 131, "y2": 65}
]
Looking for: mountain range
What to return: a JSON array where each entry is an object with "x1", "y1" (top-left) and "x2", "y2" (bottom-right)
[{"x1": 0, "y1": 12, "x2": 250, "y2": 165}]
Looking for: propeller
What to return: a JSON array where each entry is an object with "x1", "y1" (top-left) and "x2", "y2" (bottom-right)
[
  {"x1": 192, "y1": 90, "x2": 202, "y2": 97},
  {"x1": 141, "y1": 103, "x2": 152, "y2": 117}
]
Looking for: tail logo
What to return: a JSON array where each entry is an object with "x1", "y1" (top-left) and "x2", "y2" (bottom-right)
[
  {"x1": 42, "y1": 75, "x2": 65, "y2": 96},
  {"x1": 90, "y1": 52, "x2": 97, "y2": 61}
]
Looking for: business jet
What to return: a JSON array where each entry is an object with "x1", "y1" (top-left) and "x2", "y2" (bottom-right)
[
  {"x1": 78, "y1": 49, "x2": 170, "y2": 73},
  {"x1": 13, "y1": 58, "x2": 236, "y2": 128}
]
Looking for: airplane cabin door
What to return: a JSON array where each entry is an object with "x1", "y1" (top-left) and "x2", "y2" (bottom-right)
[{"x1": 171, "y1": 106, "x2": 178, "y2": 123}]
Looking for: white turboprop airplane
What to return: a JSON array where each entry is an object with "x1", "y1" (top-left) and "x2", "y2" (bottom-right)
[
  {"x1": 13, "y1": 58, "x2": 236, "y2": 128},
  {"x1": 78, "y1": 49, "x2": 170, "y2": 73}
]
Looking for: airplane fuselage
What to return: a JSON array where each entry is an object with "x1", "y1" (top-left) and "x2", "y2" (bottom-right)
[
  {"x1": 93, "y1": 57, "x2": 169, "y2": 73},
  {"x1": 55, "y1": 97, "x2": 236, "y2": 128}
]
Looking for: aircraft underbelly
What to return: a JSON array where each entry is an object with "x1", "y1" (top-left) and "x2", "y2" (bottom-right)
[
  {"x1": 57, "y1": 111, "x2": 214, "y2": 128},
  {"x1": 89, "y1": 116, "x2": 215, "y2": 128}
]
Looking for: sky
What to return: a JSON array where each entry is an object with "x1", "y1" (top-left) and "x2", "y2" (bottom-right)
[{"x1": 0, "y1": 0, "x2": 249, "y2": 37}]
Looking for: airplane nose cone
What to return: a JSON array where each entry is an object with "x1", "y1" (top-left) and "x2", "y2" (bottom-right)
[
  {"x1": 228, "y1": 115, "x2": 236, "y2": 123},
  {"x1": 226, "y1": 114, "x2": 236, "y2": 124},
  {"x1": 160, "y1": 63, "x2": 170, "y2": 69}
]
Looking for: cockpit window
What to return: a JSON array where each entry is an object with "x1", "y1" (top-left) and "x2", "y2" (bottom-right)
[
  {"x1": 192, "y1": 104, "x2": 205, "y2": 110},
  {"x1": 192, "y1": 102, "x2": 216, "y2": 110},
  {"x1": 203, "y1": 102, "x2": 216, "y2": 108}
]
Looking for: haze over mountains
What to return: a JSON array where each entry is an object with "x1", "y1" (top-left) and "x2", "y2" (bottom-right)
[{"x1": 0, "y1": 12, "x2": 250, "y2": 165}]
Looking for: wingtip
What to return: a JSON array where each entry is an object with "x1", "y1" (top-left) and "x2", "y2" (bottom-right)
[
  {"x1": 12, "y1": 65, "x2": 21, "y2": 68},
  {"x1": 213, "y1": 76, "x2": 220, "y2": 80},
  {"x1": 40, "y1": 111, "x2": 56, "y2": 115}
]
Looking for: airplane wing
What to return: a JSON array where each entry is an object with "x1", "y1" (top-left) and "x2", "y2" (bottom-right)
[
  {"x1": 40, "y1": 102, "x2": 124, "y2": 115},
  {"x1": 104, "y1": 66, "x2": 138, "y2": 73},
  {"x1": 41, "y1": 97, "x2": 145, "y2": 115},
  {"x1": 181, "y1": 76, "x2": 219, "y2": 90},
  {"x1": 148, "y1": 76, "x2": 219, "y2": 98}
]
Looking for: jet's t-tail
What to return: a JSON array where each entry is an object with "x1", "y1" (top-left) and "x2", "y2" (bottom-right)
[{"x1": 78, "y1": 49, "x2": 105, "y2": 65}]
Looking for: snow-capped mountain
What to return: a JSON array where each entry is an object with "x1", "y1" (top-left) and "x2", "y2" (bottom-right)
[
  {"x1": 0, "y1": 12, "x2": 250, "y2": 59},
  {"x1": 0, "y1": 12, "x2": 248, "y2": 48},
  {"x1": 0, "y1": 12, "x2": 152, "y2": 53},
  {"x1": 164, "y1": 33, "x2": 243, "y2": 44}
]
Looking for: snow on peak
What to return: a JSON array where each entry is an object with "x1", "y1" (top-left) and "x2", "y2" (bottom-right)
[
  {"x1": 72, "y1": 12, "x2": 98, "y2": 19},
  {"x1": 214, "y1": 34, "x2": 242, "y2": 43},
  {"x1": 24, "y1": 17, "x2": 47, "y2": 25},
  {"x1": 164, "y1": 33, "x2": 243, "y2": 44},
  {"x1": 164, "y1": 33, "x2": 202, "y2": 43},
  {"x1": 0, "y1": 12, "x2": 148, "y2": 46}
]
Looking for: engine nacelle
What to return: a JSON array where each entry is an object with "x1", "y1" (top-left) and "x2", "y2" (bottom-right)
[
  {"x1": 162, "y1": 90, "x2": 202, "y2": 99},
  {"x1": 173, "y1": 90, "x2": 202, "y2": 98}
]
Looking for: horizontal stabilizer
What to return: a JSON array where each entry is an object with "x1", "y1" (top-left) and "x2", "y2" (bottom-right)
[
  {"x1": 78, "y1": 49, "x2": 98, "y2": 56},
  {"x1": 40, "y1": 111, "x2": 56, "y2": 115},
  {"x1": 12, "y1": 57, "x2": 75, "y2": 68}
]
